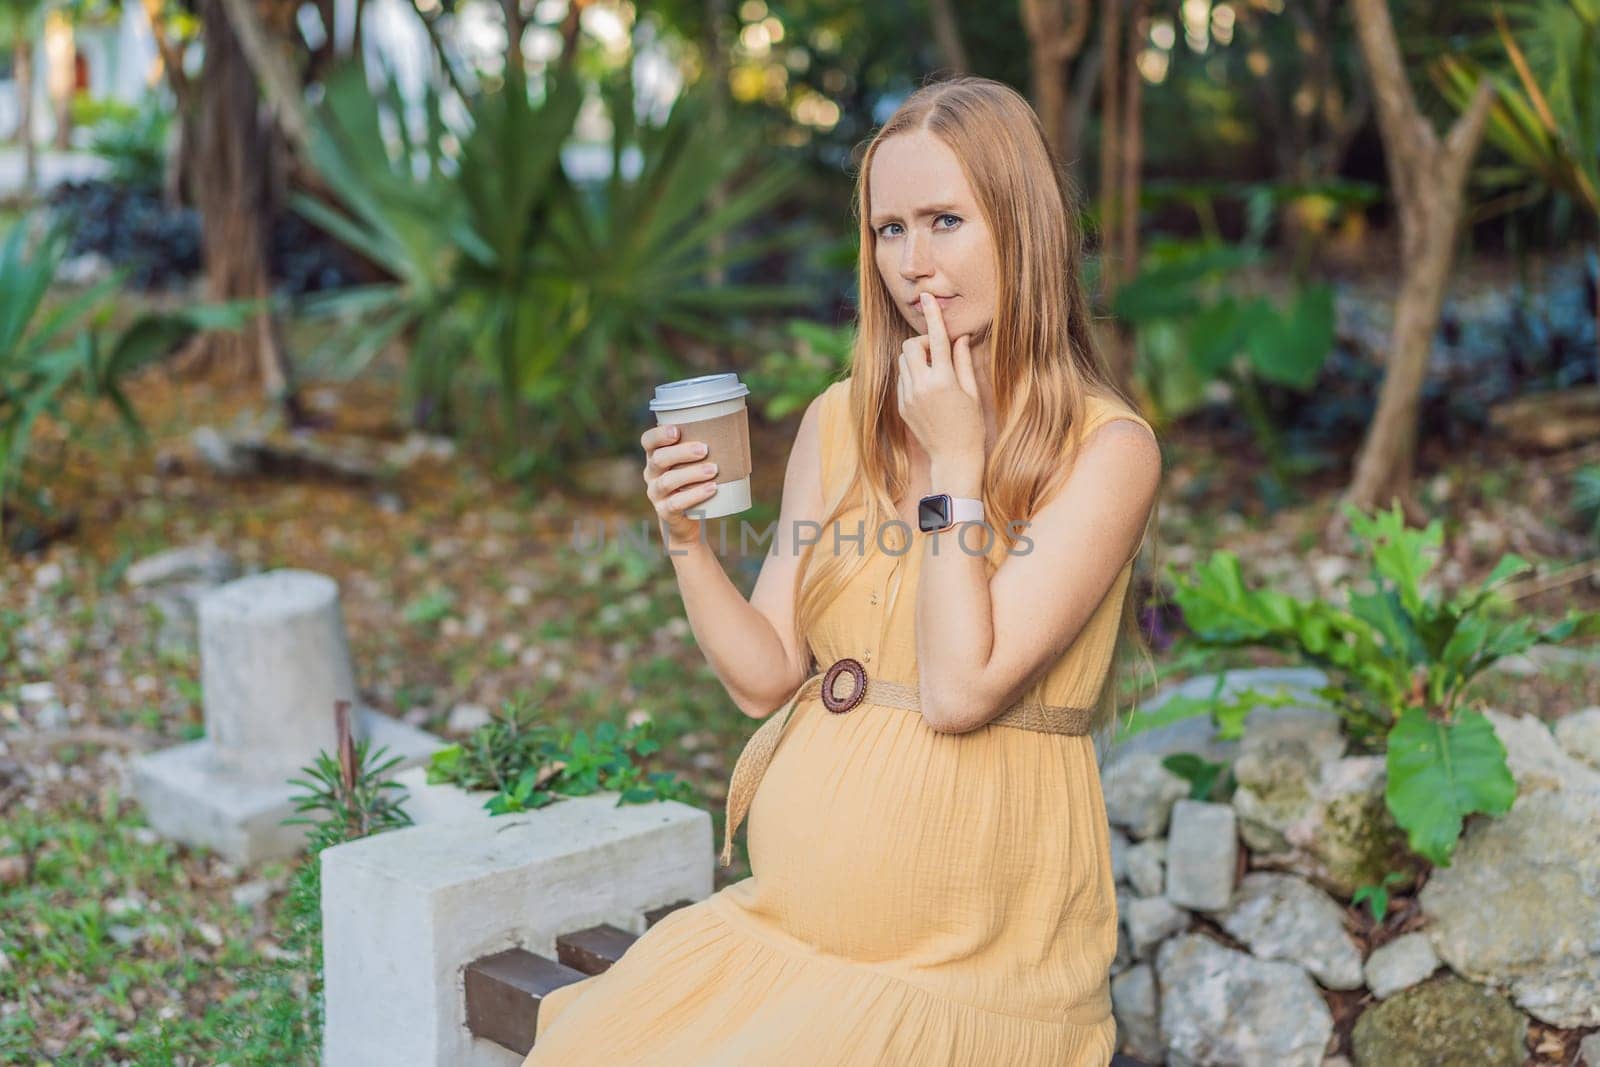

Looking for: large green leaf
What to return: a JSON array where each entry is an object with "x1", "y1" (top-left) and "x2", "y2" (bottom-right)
[
  {"x1": 1346, "y1": 501, "x2": 1442, "y2": 619},
  {"x1": 1111, "y1": 244, "x2": 1262, "y2": 323},
  {"x1": 1385, "y1": 706, "x2": 1516, "y2": 866},
  {"x1": 1245, "y1": 283, "x2": 1335, "y2": 390}
]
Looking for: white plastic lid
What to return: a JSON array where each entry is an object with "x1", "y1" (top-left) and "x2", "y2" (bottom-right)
[{"x1": 648, "y1": 373, "x2": 750, "y2": 412}]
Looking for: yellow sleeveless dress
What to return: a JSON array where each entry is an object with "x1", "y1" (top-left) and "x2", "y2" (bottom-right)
[{"x1": 523, "y1": 379, "x2": 1151, "y2": 1066}]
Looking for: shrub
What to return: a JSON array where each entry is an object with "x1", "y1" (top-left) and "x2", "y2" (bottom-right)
[{"x1": 1166, "y1": 501, "x2": 1600, "y2": 865}]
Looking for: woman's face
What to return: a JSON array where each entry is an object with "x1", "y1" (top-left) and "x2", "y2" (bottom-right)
[{"x1": 868, "y1": 129, "x2": 997, "y2": 346}]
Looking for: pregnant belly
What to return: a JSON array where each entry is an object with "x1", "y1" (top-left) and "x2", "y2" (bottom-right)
[{"x1": 736, "y1": 699, "x2": 1111, "y2": 967}]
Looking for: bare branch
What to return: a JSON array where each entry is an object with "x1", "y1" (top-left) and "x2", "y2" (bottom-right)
[
  {"x1": 1442, "y1": 76, "x2": 1497, "y2": 187},
  {"x1": 1350, "y1": 0, "x2": 1437, "y2": 164}
]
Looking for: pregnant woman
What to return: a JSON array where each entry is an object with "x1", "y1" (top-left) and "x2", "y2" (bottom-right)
[{"x1": 523, "y1": 74, "x2": 1163, "y2": 1066}]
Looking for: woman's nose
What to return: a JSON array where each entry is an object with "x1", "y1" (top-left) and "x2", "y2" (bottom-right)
[{"x1": 898, "y1": 233, "x2": 933, "y2": 280}]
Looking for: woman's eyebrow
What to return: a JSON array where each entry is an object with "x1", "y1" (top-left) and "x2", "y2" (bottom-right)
[{"x1": 869, "y1": 202, "x2": 964, "y2": 226}]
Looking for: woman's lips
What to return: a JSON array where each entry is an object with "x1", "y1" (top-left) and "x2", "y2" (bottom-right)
[{"x1": 912, "y1": 295, "x2": 957, "y2": 310}]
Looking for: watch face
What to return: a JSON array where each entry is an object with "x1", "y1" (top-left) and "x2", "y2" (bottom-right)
[{"x1": 918, "y1": 493, "x2": 952, "y2": 532}]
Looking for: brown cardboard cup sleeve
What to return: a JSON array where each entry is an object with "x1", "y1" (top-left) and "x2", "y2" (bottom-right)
[{"x1": 674, "y1": 410, "x2": 751, "y2": 484}]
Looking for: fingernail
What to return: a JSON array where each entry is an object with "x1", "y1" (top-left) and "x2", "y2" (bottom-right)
[{"x1": 669, "y1": 426, "x2": 679, "y2": 439}]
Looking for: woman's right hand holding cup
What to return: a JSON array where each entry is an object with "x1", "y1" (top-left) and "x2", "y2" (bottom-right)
[{"x1": 643, "y1": 424, "x2": 720, "y2": 549}]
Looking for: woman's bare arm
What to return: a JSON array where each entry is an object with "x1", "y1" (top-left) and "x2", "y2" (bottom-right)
[
  {"x1": 665, "y1": 392, "x2": 828, "y2": 720},
  {"x1": 914, "y1": 418, "x2": 1161, "y2": 732}
]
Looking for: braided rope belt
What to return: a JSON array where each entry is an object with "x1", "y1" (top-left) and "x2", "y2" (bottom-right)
[{"x1": 719, "y1": 656, "x2": 1094, "y2": 867}]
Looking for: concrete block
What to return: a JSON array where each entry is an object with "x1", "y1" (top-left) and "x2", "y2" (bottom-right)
[
  {"x1": 320, "y1": 791, "x2": 713, "y2": 1067},
  {"x1": 197, "y1": 568, "x2": 365, "y2": 785},
  {"x1": 392, "y1": 765, "x2": 494, "y2": 827},
  {"x1": 132, "y1": 708, "x2": 440, "y2": 865}
]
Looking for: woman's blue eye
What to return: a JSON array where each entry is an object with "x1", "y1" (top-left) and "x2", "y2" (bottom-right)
[{"x1": 878, "y1": 215, "x2": 960, "y2": 238}]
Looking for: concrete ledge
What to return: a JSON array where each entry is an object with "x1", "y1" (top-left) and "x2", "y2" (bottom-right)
[
  {"x1": 392, "y1": 764, "x2": 494, "y2": 826},
  {"x1": 131, "y1": 709, "x2": 441, "y2": 865},
  {"x1": 320, "y1": 791, "x2": 713, "y2": 1067}
]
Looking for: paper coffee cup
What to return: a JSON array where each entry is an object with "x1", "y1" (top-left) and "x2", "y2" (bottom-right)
[{"x1": 649, "y1": 373, "x2": 753, "y2": 519}]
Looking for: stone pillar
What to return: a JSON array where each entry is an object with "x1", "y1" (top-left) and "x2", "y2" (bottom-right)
[
  {"x1": 132, "y1": 568, "x2": 442, "y2": 865},
  {"x1": 199, "y1": 569, "x2": 363, "y2": 783}
]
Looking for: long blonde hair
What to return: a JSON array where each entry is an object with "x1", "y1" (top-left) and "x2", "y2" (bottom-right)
[{"x1": 791, "y1": 75, "x2": 1160, "y2": 735}]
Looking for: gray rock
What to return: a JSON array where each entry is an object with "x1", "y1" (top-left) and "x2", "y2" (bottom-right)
[
  {"x1": 1111, "y1": 962, "x2": 1162, "y2": 1063},
  {"x1": 1111, "y1": 920, "x2": 1133, "y2": 976},
  {"x1": 1485, "y1": 707, "x2": 1600, "y2": 795},
  {"x1": 16, "y1": 682, "x2": 56, "y2": 705},
  {"x1": 1218, "y1": 872, "x2": 1363, "y2": 990},
  {"x1": 1578, "y1": 1032, "x2": 1600, "y2": 1067},
  {"x1": 125, "y1": 545, "x2": 241, "y2": 588},
  {"x1": 1230, "y1": 710, "x2": 1346, "y2": 855},
  {"x1": 1165, "y1": 800, "x2": 1237, "y2": 912},
  {"x1": 1156, "y1": 933, "x2": 1333, "y2": 1067},
  {"x1": 1103, "y1": 751, "x2": 1189, "y2": 839},
  {"x1": 1493, "y1": 642, "x2": 1600, "y2": 677},
  {"x1": 1103, "y1": 667, "x2": 1333, "y2": 772},
  {"x1": 1238, "y1": 704, "x2": 1346, "y2": 767},
  {"x1": 191, "y1": 426, "x2": 250, "y2": 476},
  {"x1": 230, "y1": 880, "x2": 276, "y2": 910},
  {"x1": 1420, "y1": 789, "x2": 1600, "y2": 1028},
  {"x1": 1363, "y1": 932, "x2": 1439, "y2": 1000},
  {"x1": 108, "y1": 923, "x2": 144, "y2": 947},
  {"x1": 1552, "y1": 706, "x2": 1600, "y2": 772},
  {"x1": 1350, "y1": 975, "x2": 1526, "y2": 1067},
  {"x1": 1125, "y1": 839, "x2": 1167, "y2": 898},
  {"x1": 34, "y1": 702, "x2": 68, "y2": 730},
  {"x1": 1126, "y1": 895, "x2": 1189, "y2": 958},
  {"x1": 445, "y1": 703, "x2": 492, "y2": 735},
  {"x1": 58, "y1": 252, "x2": 114, "y2": 286},
  {"x1": 1309, "y1": 554, "x2": 1353, "y2": 593},
  {"x1": 1109, "y1": 828, "x2": 1131, "y2": 885},
  {"x1": 124, "y1": 546, "x2": 244, "y2": 660},
  {"x1": 1240, "y1": 754, "x2": 1412, "y2": 898}
]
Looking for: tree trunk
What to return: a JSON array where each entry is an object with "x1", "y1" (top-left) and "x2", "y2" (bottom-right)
[
  {"x1": 929, "y1": 0, "x2": 968, "y2": 75},
  {"x1": 1116, "y1": 0, "x2": 1145, "y2": 301},
  {"x1": 13, "y1": 39, "x2": 36, "y2": 193},
  {"x1": 1105, "y1": 0, "x2": 1146, "y2": 391},
  {"x1": 1063, "y1": 36, "x2": 1102, "y2": 172},
  {"x1": 702, "y1": 0, "x2": 729, "y2": 290},
  {"x1": 558, "y1": 0, "x2": 584, "y2": 68},
  {"x1": 44, "y1": 12, "x2": 73, "y2": 151},
  {"x1": 1096, "y1": 0, "x2": 1145, "y2": 392},
  {"x1": 187, "y1": 0, "x2": 297, "y2": 413},
  {"x1": 142, "y1": 0, "x2": 199, "y2": 207},
  {"x1": 502, "y1": 0, "x2": 524, "y2": 81},
  {"x1": 1337, "y1": 0, "x2": 1494, "y2": 537},
  {"x1": 1097, "y1": 0, "x2": 1124, "y2": 296},
  {"x1": 217, "y1": 0, "x2": 313, "y2": 157},
  {"x1": 1021, "y1": 0, "x2": 1089, "y2": 164}
]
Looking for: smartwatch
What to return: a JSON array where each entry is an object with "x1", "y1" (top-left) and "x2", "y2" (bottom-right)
[{"x1": 918, "y1": 493, "x2": 984, "y2": 533}]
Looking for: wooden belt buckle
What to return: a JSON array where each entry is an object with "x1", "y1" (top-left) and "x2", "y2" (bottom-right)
[{"x1": 821, "y1": 657, "x2": 867, "y2": 714}]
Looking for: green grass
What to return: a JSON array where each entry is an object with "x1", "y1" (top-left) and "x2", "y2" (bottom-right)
[{"x1": 0, "y1": 792, "x2": 319, "y2": 1065}]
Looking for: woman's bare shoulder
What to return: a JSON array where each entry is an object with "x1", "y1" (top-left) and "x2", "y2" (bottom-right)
[{"x1": 1082, "y1": 388, "x2": 1153, "y2": 434}]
